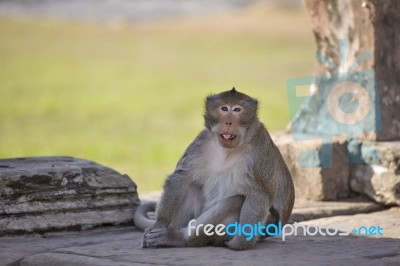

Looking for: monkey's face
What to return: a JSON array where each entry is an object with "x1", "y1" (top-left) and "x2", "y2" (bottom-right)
[
  {"x1": 211, "y1": 104, "x2": 246, "y2": 149},
  {"x1": 204, "y1": 88, "x2": 258, "y2": 149}
]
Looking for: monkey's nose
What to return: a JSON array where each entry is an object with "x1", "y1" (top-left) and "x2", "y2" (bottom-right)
[{"x1": 225, "y1": 122, "x2": 232, "y2": 125}]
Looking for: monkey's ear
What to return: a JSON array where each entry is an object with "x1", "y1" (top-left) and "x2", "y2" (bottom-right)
[
  {"x1": 205, "y1": 94, "x2": 217, "y2": 107},
  {"x1": 231, "y1": 87, "x2": 236, "y2": 92},
  {"x1": 244, "y1": 98, "x2": 258, "y2": 113},
  {"x1": 244, "y1": 98, "x2": 258, "y2": 106}
]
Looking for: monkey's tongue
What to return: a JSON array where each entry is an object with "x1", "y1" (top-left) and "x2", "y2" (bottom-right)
[{"x1": 222, "y1": 134, "x2": 235, "y2": 140}]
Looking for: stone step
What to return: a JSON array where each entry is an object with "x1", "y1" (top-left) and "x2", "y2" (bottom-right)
[
  {"x1": 290, "y1": 198, "x2": 384, "y2": 223},
  {"x1": 271, "y1": 132, "x2": 400, "y2": 206}
]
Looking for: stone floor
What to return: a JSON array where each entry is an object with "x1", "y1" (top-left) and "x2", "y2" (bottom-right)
[{"x1": 1, "y1": 195, "x2": 399, "y2": 266}]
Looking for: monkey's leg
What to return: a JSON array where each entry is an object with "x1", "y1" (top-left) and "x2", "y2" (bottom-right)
[
  {"x1": 143, "y1": 195, "x2": 244, "y2": 248},
  {"x1": 184, "y1": 195, "x2": 244, "y2": 247},
  {"x1": 261, "y1": 189, "x2": 295, "y2": 239},
  {"x1": 260, "y1": 206, "x2": 281, "y2": 239},
  {"x1": 142, "y1": 182, "x2": 203, "y2": 248},
  {"x1": 225, "y1": 192, "x2": 270, "y2": 250}
]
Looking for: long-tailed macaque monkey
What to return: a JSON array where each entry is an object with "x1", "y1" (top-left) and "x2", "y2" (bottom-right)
[{"x1": 134, "y1": 88, "x2": 295, "y2": 250}]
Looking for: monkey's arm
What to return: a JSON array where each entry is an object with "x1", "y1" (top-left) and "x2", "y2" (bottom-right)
[
  {"x1": 152, "y1": 170, "x2": 189, "y2": 228},
  {"x1": 152, "y1": 132, "x2": 207, "y2": 228}
]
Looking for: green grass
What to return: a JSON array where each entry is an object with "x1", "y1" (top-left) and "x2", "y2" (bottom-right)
[{"x1": 0, "y1": 6, "x2": 315, "y2": 193}]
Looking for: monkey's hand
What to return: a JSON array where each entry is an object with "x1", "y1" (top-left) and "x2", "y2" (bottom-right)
[{"x1": 225, "y1": 235, "x2": 255, "y2": 251}]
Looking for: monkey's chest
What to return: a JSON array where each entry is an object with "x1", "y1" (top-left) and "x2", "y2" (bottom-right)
[
  {"x1": 202, "y1": 174, "x2": 242, "y2": 208},
  {"x1": 197, "y1": 139, "x2": 251, "y2": 210},
  {"x1": 200, "y1": 159, "x2": 250, "y2": 211}
]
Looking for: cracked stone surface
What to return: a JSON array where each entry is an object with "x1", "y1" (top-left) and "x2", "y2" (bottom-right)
[{"x1": 0, "y1": 156, "x2": 140, "y2": 236}]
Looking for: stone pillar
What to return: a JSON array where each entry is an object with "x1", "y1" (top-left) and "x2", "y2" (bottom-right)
[
  {"x1": 294, "y1": 0, "x2": 400, "y2": 141},
  {"x1": 276, "y1": 0, "x2": 400, "y2": 204}
]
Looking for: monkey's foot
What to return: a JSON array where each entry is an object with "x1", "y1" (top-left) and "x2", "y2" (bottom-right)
[
  {"x1": 142, "y1": 227, "x2": 185, "y2": 248},
  {"x1": 224, "y1": 236, "x2": 255, "y2": 251}
]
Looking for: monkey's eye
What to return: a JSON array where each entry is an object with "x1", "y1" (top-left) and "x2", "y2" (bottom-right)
[
  {"x1": 233, "y1": 107, "x2": 241, "y2": 112},
  {"x1": 221, "y1": 106, "x2": 229, "y2": 112}
]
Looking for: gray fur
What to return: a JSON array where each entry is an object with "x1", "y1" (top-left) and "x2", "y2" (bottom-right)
[
  {"x1": 135, "y1": 88, "x2": 295, "y2": 250},
  {"x1": 133, "y1": 201, "x2": 157, "y2": 230}
]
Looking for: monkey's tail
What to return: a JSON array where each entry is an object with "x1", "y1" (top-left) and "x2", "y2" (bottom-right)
[{"x1": 133, "y1": 201, "x2": 157, "y2": 231}]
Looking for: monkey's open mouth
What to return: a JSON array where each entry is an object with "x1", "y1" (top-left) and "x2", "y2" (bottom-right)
[{"x1": 221, "y1": 134, "x2": 236, "y2": 140}]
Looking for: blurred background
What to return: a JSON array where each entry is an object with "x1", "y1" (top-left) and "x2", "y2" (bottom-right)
[{"x1": 0, "y1": 0, "x2": 315, "y2": 192}]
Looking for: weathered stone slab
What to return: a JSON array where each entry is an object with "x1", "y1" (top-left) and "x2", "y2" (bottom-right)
[
  {"x1": 0, "y1": 156, "x2": 140, "y2": 236},
  {"x1": 272, "y1": 132, "x2": 350, "y2": 200},
  {"x1": 350, "y1": 141, "x2": 400, "y2": 206}
]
